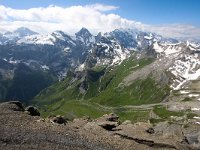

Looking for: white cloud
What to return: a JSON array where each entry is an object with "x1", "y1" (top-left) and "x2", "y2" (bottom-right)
[
  {"x1": 146, "y1": 24, "x2": 200, "y2": 40},
  {"x1": 86, "y1": 3, "x2": 119, "y2": 11},
  {"x1": 0, "y1": 4, "x2": 134, "y2": 34},
  {"x1": 0, "y1": 4, "x2": 200, "y2": 39}
]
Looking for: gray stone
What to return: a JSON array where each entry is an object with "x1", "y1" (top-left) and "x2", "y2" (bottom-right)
[
  {"x1": 52, "y1": 115, "x2": 66, "y2": 124},
  {"x1": 7, "y1": 101, "x2": 24, "y2": 111},
  {"x1": 103, "y1": 113, "x2": 119, "y2": 122},
  {"x1": 25, "y1": 106, "x2": 40, "y2": 116},
  {"x1": 98, "y1": 121, "x2": 119, "y2": 131}
]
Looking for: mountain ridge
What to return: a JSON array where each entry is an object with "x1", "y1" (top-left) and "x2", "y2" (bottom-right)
[{"x1": 0, "y1": 27, "x2": 199, "y2": 110}]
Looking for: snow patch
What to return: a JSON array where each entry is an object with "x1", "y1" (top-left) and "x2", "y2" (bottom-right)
[
  {"x1": 63, "y1": 47, "x2": 71, "y2": 53},
  {"x1": 144, "y1": 35, "x2": 152, "y2": 40},
  {"x1": 41, "y1": 65, "x2": 49, "y2": 70},
  {"x1": 191, "y1": 108, "x2": 200, "y2": 111},
  {"x1": 18, "y1": 34, "x2": 56, "y2": 45},
  {"x1": 188, "y1": 94, "x2": 199, "y2": 97},
  {"x1": 169, "y1": 53, "x2": 200, "y2": 90},
  {"x1": 153, "y1": 42, "x2": 164, "y2": 53},
  {"x1": 180, "y1": 90, "x2": 190, "y2": 94},
  {"x1": 76, "y1": 64, "x2": 85, "y2": 71}
]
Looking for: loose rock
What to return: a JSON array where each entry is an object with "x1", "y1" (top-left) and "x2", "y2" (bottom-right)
[
  {"x1": 25, "y1": 106, "x2": 40, "y2": 116},
  {"x1": 98, "y1": 121, "x2": 119, "y2": 131},
  {"x1": 146, "y1": 127, "x2": 155, "y2": 134},
  {"x1": 104, "y1": 113, "x2": 119, "y2": 122},
  {"x1": 51, "y1": 115, "x2": 66, "y2": 124}
]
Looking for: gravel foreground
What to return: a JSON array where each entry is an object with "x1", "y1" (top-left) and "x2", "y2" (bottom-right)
[
  {"x1": 0, "y1": 101, "x2": 116, "y2": 150},
  {"x1": 0, "y1": 101, "x2": 200, "y2": 150}
]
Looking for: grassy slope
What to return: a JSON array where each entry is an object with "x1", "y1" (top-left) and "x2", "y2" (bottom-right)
[
  {"x1": 34, "y1": 56, "x2": 171, "y2": 120},
  {"x1": 150, "y1": 105, "x2": 196, "y2": 124},
  {"x1": 89, "y1": 57, "x2": 170, "y2": 106},
  {"x1": 40, "y1": 99, "x2": 150, "y2": 123}
]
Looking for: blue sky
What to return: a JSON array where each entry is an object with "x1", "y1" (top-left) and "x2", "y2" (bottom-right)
[{"x1": 0, "y1": 0, "x2": 199, "y2": 26}]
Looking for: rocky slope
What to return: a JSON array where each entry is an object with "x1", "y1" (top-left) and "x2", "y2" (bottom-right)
[{"x1": 2, "y1": 101, "x2": 200, "y2": 150}]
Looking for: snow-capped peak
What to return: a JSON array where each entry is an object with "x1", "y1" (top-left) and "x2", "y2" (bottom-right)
[
  {"x1": 75, "y1": 27, "x2": 92, "y2": 38},
  {"x1": 0, "y1": 27, "x2": 38, "y2": 45},
  {"x1": 13, "y1": 27, "x2": 38, "y2": 37},
  {"x1": 4, "y1": 27, "x2": 38, "y2": 39},
  {"x1": 75, "y1": 27, "x2": 95, "y2": 46},
  {"x1": 17, "y1": 30, "x2": 77, "y2": 46}
]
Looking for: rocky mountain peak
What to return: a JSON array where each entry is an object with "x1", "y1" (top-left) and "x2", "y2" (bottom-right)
[
  {"x1": 13, "y1": 27, "x2": 38, "y2": 37},
  {"x1": 75, "y1": 27, "x2": 92, "y2": 38},
  {"x1": 75, "y1": 27, "x2": 95, "y2": 46}
]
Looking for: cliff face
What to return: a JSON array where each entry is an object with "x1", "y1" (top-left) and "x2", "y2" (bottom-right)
[{"x1": 1, "y1": 101, "x2": 200, "y2": 150}]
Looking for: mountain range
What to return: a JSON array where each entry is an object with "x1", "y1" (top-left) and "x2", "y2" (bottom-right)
[{"x1": 0, "y1": 27, "x2": 200, "y2": 118}]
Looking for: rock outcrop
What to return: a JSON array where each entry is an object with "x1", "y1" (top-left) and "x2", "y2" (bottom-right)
[
  {"x1": 1, "y1": 101, "x2": 24, "y2": 111},
  {"x1": 49, "y1": 115, "x2": 67, "y2": 124},
  {"x1": 25, "y1": 106, "x2": 40, "y2": 116},
  {"x1": 96, "y1": 113, "x2": 120, "y2": 131},
  {"x1": 185, "y1": 131, "x2": 200, "y2": 148}
]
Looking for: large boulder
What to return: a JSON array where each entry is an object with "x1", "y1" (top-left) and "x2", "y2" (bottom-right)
[
  {"x1": 97, "y1": 121, "x2": 119, "y2": 131},
  {"x1": 185, "y1": 131, "x2": 200, "y2": 148},
  {"x1": 146, "y1": 127, "x2": 155, "y2": 134},
  {"x1": 8, "y1": 101, "x2": 24, "y2": 111},
  {"x1": 96, "y1": 113, "x2": 120, "y2": 131},
  {"x1": 104, "y1": 113, "x2": 119, "y2": 122},
  {"x1": 25, "y1": 106, "x2": 40, "y2": 116},
  {"x1": 0, "y1": 101, "x2": 24, "y2": 112},
  {"x1": 50, "y1": 115, "x2": 66, "y2": 125}
]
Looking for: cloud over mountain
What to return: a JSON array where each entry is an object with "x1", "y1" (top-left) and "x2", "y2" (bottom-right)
[{"x1": 0, "y1": 4, "x2": 200, "y2": 39}]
